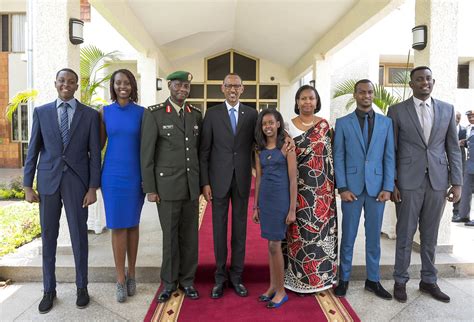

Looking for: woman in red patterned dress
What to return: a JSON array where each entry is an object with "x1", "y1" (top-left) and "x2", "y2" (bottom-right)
[{"x1": 284, "y1": 85, "x2": 338, "y2": 294}]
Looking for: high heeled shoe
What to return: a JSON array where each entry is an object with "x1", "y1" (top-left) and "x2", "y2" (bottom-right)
[
  {"x1": 258, "y1": 292, "x2": 275, "y2": 302},
  {"x1": 266, "y1": 294, "x2": 288, "y2": 309}
]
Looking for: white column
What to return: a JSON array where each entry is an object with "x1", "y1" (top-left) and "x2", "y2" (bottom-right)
[
  {"x1": 137, "y1": 52, "x2": 158, "y2": 106},
  {"x1": 31, "y1": 0, "x2": 80, "y2": 106},
  {"x1": 413, "y1": 0, "x2": 459, "y2": 251},
  {"x1": 313, "y1": 55, "x2": 331, "y2": 122},
  {"x1": 469, "y1": 61, "x2": 474, "y2": 89}
]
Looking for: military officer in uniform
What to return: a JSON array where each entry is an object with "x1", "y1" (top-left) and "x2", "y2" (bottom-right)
[
  {"x1": 458, "y1": 110, "x2": 474, "y2": 226},
  {"x1": 141, "y1": 71, "x2": 202, "y2": 302}
]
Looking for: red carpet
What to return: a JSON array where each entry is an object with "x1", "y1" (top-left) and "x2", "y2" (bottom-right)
[{"x1": 145, "y1": 189, "x2": 360, "y2": 322}]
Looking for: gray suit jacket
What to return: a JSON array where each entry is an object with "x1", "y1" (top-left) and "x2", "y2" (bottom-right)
[{"x1": 387, "y1": 97, "x2": 462, "y2": 191}]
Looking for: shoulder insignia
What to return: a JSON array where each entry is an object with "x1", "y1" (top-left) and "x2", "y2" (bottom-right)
[
  {"x1": 188, "y1": 104, "x2": 202, "y2": 113},
  {"x1": 147, "y1": 103, "x2": 165, "y2": 112}
]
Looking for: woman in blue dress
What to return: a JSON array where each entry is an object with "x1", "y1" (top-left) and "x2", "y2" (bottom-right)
[
  {"x1": 252, "y1": 109, "x2": 297, "y2": 309},
  {"x1": 100, "y1": 69, "x2": 145, "y2": 302}
]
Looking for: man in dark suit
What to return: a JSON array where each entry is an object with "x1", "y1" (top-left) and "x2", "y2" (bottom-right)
[
  {"x1": 200, "y1": 73, "x2": 258, "y2": 299},
  {"x1": 23, "y1": 68, "x2": 101, "y2": 314},
  {"x1": 452, "y1": 111, "x2": 468, "y2": 222},
  {"x1": 333, "y1": 79, "x2": 395, "y2": 299},
  {"x1": 388, "y1": 66, "x2": 462, "y2": 303},
  {"x1": 457, "y1": 110, "x2": 474, "y2": 226},
  {"x1": 141, "y1": 71, "x2": 202, "y2": 303}
]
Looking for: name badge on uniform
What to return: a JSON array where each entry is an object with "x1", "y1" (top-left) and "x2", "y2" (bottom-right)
[
  {"x1": 163, "y1": 125, "x2": 174, "y2": 130},
  {"x1": 193, "y1": 124, "x2": 199, "y2": 136}
]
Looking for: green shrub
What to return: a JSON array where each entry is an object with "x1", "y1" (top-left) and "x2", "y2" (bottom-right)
[
  {"x1": 0, "y1": 176, "x2": 30, "y2": 200},
  {"x1": 0, "y1": 202, "x2": 41, "y2": 257}
]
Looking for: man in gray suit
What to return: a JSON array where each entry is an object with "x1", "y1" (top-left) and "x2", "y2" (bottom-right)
[{"x1": 388, "y1": 66, "x2": 462, "y2": 303}]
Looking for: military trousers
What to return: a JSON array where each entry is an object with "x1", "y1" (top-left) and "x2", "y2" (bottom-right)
[{"x1": 157, "y1": 199, "x2": 199, "y2": 289}]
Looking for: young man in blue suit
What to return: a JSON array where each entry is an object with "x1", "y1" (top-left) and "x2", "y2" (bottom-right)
[
  {"x1": 23, "y1": 68, "x2": 101, "y2": 313},
  {"x1": 333, "y1": 79, "x2": 395, "y2": 299}
]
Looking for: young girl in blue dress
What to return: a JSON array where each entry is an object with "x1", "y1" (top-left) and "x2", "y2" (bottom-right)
[{"x1": 252, "y1": 109, "x2": 297, "y2": 309}]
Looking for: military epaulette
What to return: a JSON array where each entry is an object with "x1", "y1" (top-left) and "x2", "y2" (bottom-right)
[
  {"x1": 148, "y1": 103, "x2": 164, "y2": 111},
  {"x1": 188, "y1": 104, "x2": 202, "y2": 113}
]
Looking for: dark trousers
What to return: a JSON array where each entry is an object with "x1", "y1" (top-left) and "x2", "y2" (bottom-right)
[
  {"x1": 393, "y1": 174, "x2": 446, "y2": 284},
  {"x1": 40, "y1": 169, "x2": 89, "y2": 292},
  {"x1": 459, "y1": 171, "x2": 474, "y2": 220},
  {"x1": 212, "y1": 175, "x2": 249, "y2": 284},
  {"x1": 157, "y1": 199, "x2": 199, "y2": 289}
]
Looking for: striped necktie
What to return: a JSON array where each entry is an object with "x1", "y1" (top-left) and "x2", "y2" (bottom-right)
[{"x1": 60, "y1": 102, "x2": 70, "y2": 147}]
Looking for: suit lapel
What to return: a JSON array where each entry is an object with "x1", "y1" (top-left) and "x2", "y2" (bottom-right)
[
  {"x1": 367, "y1": 113, "x2": 382, "y2": 156},
  {"x1": 235, "y1": 103, "x2": 247, "y2": 135},
  {"x1": 67, "y1": 101, "x2": 84, "y2": 150},
  {"x1": 405, "y1": 98, "x2": 427, "y2": 147},
  {"x1": 47, "y1": 102, "x2": 62, "y2": 146},
  {"x1": 349, "y1": 112, "x2": 366, "y2": 153},
  {"x1": 218, "y1": 103, "x2": 233, "y2": 134},
  {"x1": 428, "y1": 99, "x2": 441, "y2": 146}
]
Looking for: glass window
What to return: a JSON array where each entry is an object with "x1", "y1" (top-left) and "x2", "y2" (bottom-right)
[
  {"x1": 458, "y1": 65, "x2": 469, "y2": 89},
  {"x1": 187, "y1": 102, "x2": 203, "y2": 111},
  {"x1": 234, "y1": 52, "x2": 256, "y2": 81},
  {"x1": 259, "y1": 85, "x2": 277, "y2": 99},
  {"x1": 188, "y1": 84, "x2": 204, "y2": 99},
  {"x1": 1, "y1": 15, "x2": 8, "y2": 52},
  {"x1": 240, "y1": 85, "x2": 256, "y2": 99},
  {"x1": 206, "y1": 85, "x2": 225, "y2": 99},
  {"x1": 388, "y1": 67, "x2": 409, "y2": 85},
  {"x1": 243, "y1": 102, "x2": 257, "y2": 109},
  {"x1": 11, "y1": 14, "x2": 26, "y2": 52},
  {"x1": 206, "y1": 101, "x2": 222, "y2": 109},
  {"x1": 207, "y1": 52, "x2": 230, "y2": 81},
  {"x1": 11, "y1": 103, "x2": 28, "y2": 142},
  {"x1": 258, "y1": 102, "x2": 278, "y2": 111},
  {"x1": 379, "y1": 66, "x2": 384, "y2": 84}
]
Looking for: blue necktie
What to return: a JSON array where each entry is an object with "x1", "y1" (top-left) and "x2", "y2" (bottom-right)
[
  {"x1": 363, "y1": 113, "x2": 369, "y2": 151},
  {"x1": 230, "y1": 108, "x2": 237, "y2": 134},
  {"x1": 60, "y1": 103, "x2": 70, "y2": 148}
]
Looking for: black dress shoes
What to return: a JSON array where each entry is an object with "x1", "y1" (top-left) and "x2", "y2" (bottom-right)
[
  {"x1": 180, "y1": 285, "x2": 199, "y2": 300},
  {"x1": 230, "y1": 282, "x2": 248, "y2": 297},
  {"x1": 334, "y1": 280, "x2": 349, "y2": 297},
  {"x1": 38, "y1": 290, "x2": 56, "y2": 314},
  {"x1": 364, "y1": 280, "x2": 392, "y2": 300},
  {"x1": 211, "y1": 283, "x2": 225, "y2": 299},
  {"x1": 419, "y1": 281, "x2": 450, "y2": 303},
  {"x1": 76, "y1": 288, "x2": 90, "y2": 308},
  {"x1": 156, "y1": 288, "x2": 175, "y2": 303},
  {"x1": 465, "y1": 220, "x2": 474, "y2": 226},
  {"x1": 452, "y1": 214, "x2": 469, "y2": 223},
  {"x1": 393, "y1": 282, "x2": 407, "y2": 303}
]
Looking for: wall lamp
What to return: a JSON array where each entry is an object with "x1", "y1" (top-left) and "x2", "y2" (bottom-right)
[
  {"x1": 69, "y1": 18, "x2": 84, "y2": 45},
  {"x1": 156, "y1": 78, "x2": 163, "y2": 91},
  {"x1": 412, "y1": 25, "x2": 427, "y2": 50},
  {"x1": 309, "y1": 80, "x2": 315, "y2": 87}
]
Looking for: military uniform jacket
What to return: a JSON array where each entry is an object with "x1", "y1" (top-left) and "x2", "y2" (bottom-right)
[{"x1": 140, "y1": 99, "x2": 202, "y2": 200}]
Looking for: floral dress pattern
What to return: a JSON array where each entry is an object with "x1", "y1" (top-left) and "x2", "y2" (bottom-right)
[{"x1": 284, "y1": 119, "x2": 338, "y2": 293}]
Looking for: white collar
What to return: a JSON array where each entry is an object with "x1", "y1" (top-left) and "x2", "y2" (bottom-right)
[
  {"x1": 413, "y1": 96, "x2": 432, "y2": 108},
  {"x1": 225, "y1": 101, "x2": 239, "y2": 112}
]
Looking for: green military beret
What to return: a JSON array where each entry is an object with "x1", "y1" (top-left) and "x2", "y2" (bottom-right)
[{"x1": 166, "y1": 71, "x2": 193, "y2": 82}]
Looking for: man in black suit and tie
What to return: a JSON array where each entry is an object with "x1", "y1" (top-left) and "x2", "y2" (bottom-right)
[
  {"x1": 200, "y1": 73, "x2": 258, "y2": 299},
  {"x1": 23, "y1": 68, "x2": 101, "y2": 313},
  {"x1": 456, "y1": 110, "x2": 474, "y2": 226},
  {"x1": 452, "y1": 111, "x2": 468, "y2": 222}
]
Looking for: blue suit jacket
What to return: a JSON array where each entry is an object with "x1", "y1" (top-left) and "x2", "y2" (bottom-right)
[
  {"x1": 23, "y1": 100, "x2": 101, "y2": 195},
  {"x1": 334, "y1": 111, "x2": 395, "y2": 197}
]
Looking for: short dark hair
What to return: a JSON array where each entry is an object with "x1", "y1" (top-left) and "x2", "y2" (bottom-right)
[
  {"x1": 109, "y1": 69, "x2": 138, "y2": 102},
  {"x1": 223, "y1": 73, "x2": 242, "y2": 84},
  {"x1": 294, "y1": 85, "x2": 321, "y2": 115},
  {"x1": 410, "y1": 66, "x2": 432, "y2": 79},
  {"x1": 255, "y1": 109, "x2": 285, "y2": 151},
  {"x1": 56, "y1": 68, "x2": 79, "y2": 82},
  {"x1": 354, "y1": 79, "x2": 374, "y2": 93}
]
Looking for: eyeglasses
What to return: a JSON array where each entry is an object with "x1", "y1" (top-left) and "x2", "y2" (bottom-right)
[{"x1": 223, "y1": 84, "x2": 242, "y2": 89}]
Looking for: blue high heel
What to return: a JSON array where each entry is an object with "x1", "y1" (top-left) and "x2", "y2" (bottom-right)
[
  {"x1": 258, "y1": 292, "x2": 275, "y2": 302},
  {"x1": 266, "y1": 294, "x2": 288, "y2": 308}
]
